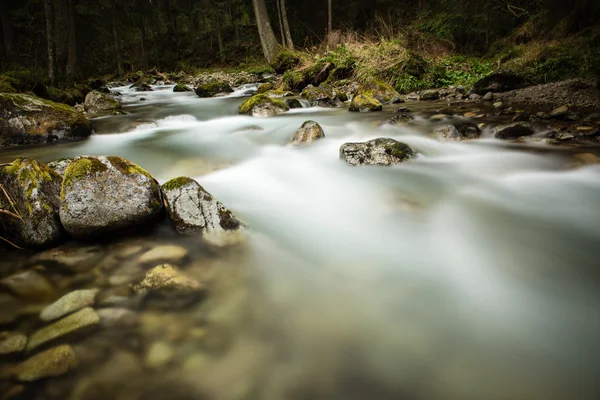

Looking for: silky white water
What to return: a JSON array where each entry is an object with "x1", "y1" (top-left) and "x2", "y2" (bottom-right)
[{"x1": 2, "y1": 84, "x2": 599, "y2": 400}]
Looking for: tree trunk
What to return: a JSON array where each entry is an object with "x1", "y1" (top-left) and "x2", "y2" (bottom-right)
[
  {"x1": 216, "y1": 8, "x2": 224, "y2": 63},
  {"x1": 43, "y1": 0, "x2": 56, "y2": 85},
  {"x1": 0, "y1": 0, "x2": 13, "y2": 61},
  {"x1": 111, "y1": 0, "x2": 123, "y2": 76},
  {"x1": 140, "y1": 16, "x2": 148, "y2": 70},
  {"x1": 280, "y1": 0, "x2": 294, "y2": 50},
  {"x1": 275, "y1": 0, "x2": 285, "y2": 46},
  {"x1": 65, "y1": 0, "x2": 77, "y2": 80},
  {"x1": 252, "y1": 0, "x2": 280, "y2": 63},
  {"x1": 327, "y1": 0, "x2": 332, "y2": 34}
]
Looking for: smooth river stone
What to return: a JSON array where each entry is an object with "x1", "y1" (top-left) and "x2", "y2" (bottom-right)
[
  {"x1": 0, "y1": 333, "x2": 28, "y2": 356},
  {"x1": 27, "y1": 307, "x2": 100, "y2": 352},
  {"x1": 0, "y1": 270, "x2": 56, "y2": 302},
  {"x1": 40, "y1": 289, "x2": 99, "y2": 322},
  {"x1": 17, "y1": 345, "x2": 77, "y2": 381},
  {"x1": 137, "y1": 245, "x2": 189, "y2": 265}
]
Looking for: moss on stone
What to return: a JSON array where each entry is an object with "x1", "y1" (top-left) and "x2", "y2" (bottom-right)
[
  {"x1": 106, "y1": 156, "x2": 153, "y2": 178},
  {"x1": 195, "y1": 81, "x2": 233, "y2": 97},
  {"x1": 173, "y1": 83, "x2": 191, "y2": 92},
  {"x1": 239, "y1": 94, "x2": 288, "y2": 115},
  {"x1": 349, "y1": 94, "x2": 383, "y2": 112},
  {"x1": 282, "y1": 70, "x2": 307, "y2": 90},
  {"x1": 357, "y1": 80, "x2": 399, "y2": 103},
  {"x1": 271, "y1": 49, "x2": 303, "y2": 74},
  {"x1": 162, "y1": 176, "x2": 195, "y2": 192},
  {"x1": 256, "y1": 82, "x2": 274, "y2": 94},
  {"x1": 0, "y1": 75, "x2": 18, "y2": 93}
]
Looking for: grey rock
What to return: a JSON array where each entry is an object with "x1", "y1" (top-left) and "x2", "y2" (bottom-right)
[
  {"x1": 162, "y1": 177, "x2": 244, "y2": 246},
  {"x1": 420, "y1": 89, "x2": 440, "y2": 101},
  {"x1": 46, "y1": 158, "x2": 74, "y2": 177},
  {"x1": 340, "y1": 138, "x2": 416, "y2": 166},
  {"x1": 84, "y1": 90, "x2": 121, "y2": 113},
  {"x1": 40, "y1": 289, "x2": 98, "y2": 322},
  {"x1": 27, "y1": 307, "x2": 100, "y2": 352},
  {"x1": 290, "y1": 121, "x2": 325, "y2": 145},
  {"x1": 97, "y1": 308, "x2": 138, "y2": 329},
  {"x1": 483, "y1": 92, "x2": 494, "y2": 101},
  {"x1": 301, "y1": 84, "x2": 342, "y2": 108},
  {"x1": 435, "y1": 123, "x2": 482, "y2": 141},
  {"x1": 493, "y1": 122, "x2": 535, "y2": 139},
  {"x1": 386, "y1": 114, "x2": 415, "y2": 125},
  {"x1": 59, "y1": 156, "x2": 163, "y2": 238}
]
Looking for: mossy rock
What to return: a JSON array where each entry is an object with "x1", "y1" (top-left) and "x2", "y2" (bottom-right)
[
  {"x1": 0, "y1": 75, "x2": 18, "y2": 93},
  {"x1": 349, "y1": 94, "x2": 382, "y2": 112},
  {"x1": 239, "y1": 94, "x2": 289, "y2": 117},
  {"x1": 339, "y1": 138, "x2": 416, "y2": 166},
  {"x1": 264, "y1": 89, "x2": 293, "y2": 98},
  {"x1": 282, "y1": 69, "x2": 309, "y2": 91},
  {"x1": 173, "y1": 83, "x2": 191, "y2": 92},
  {"x1": 162, "y1": 177, "x2": 245, "y2": 247},
  {"x1": 357, "y1": 80, "x2": 402, "y2": 104},
  {"x1": 284, "y1": 98, "x2": 303, "y2": 109},
  {"x1": 435, "y1": 123, "x2": 482, "y2": 141},
  {"x1": 0, "y1": 158, "x2": 65, "y2": 248},
  {"x1": 84, "y1": 90, "x2": 121, "y2": 114},
  {"x1": 301, "y1": 84, "x2": 341, "y2": 107},
  {"x1": 0, "y1": 93, "x2": 92, "y2": 147},
  {"x1": 194, "y1": 81, "x2": 233, "y2": 98},
  {"x1": 60, "y1": 156, "x2": 163, "y2": 238},
  {"x1": 271, "y1": 49, "x2": 303, "y2": 74},
  {"x1": 256, "y1": 82, "x2": 274, "y2": 94},
  {"x1": 46, "y1": 87, "x2": 85, "y2": 106}
]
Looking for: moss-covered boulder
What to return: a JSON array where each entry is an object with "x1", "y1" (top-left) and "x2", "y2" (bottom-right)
[
  {"x1": 0, "y1": 158, "x2": 65, "y2": 248},
  {"x1": 173, "y1": 83, "x2": 191, "y2": 92},
  {"x1": 84, "y1": 90, "x2": 121, "y2": 114},
  {"x1": 194, "y1": 81, "x2": 233, "y2": 98},
  {"x1": 357, "y1": 80, "x2": 402, "y2": 104},
  {"x1": 162, "y1": 177, "x2": 245, "y2": 246},
  {"x1": 271, "y1": 49, "x2": 302, "y2": 74},
  {"x1": 339, "y1": 138, "x2": 415, "y2": 166},
  {"x1": 290, "y1": 121, "x2": 325, "y2": 146},
  {"x1": 435, "y1": 123, "x2": 482, "y2": 141},
  {"x1": 301, "y1": 84, "x2": 341, "y2": 107},
  {"x1": 256, "y1": 82, "x2": 274, "y2": 94},
  {"x1": 239, "y1": 94, "x2": 289, "y2": 117},
  {"x1": 0, "y1": 94, "x2": 92, "y2": 147},
  {"x1": 264, "y1": 89, "x2": 293, "y2": 98},
  {"x1": 59, "y1": 156, "x2": 163, "y2": 238},
  {"x1": 349, "y1": 94, "x2": 382, "y2": 112}
]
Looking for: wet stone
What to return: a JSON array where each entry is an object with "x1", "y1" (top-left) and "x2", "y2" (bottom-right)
[
  {"x1": 0, "y1": 270, "x2": 56, "y2": 302},
  {"x1": 27, "y1": 307, "x2": 100, "y2": 352},
  {"x1": 40, "y1": 289, "x2": 98, "y2": 322},
  {"x1": 16, "y1": 345, "x2": 77, "y2": 382},
  {"x1": 138, "y1": 245, "x2": 189, "y2": 266},
  {"x1": 97, "y1": 308, "x2": 138, "y2": 329},
  {"x1": 134, "y1": 264, "x2": 206, "y2": 309},
  {"x1": 145, "y1": 341, "x2": 174, "y2": 369},
  {"x1": 0, "y1": 333, "x2": 28, "y2": 356}
]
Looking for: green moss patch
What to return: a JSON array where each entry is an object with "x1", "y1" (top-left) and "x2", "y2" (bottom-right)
[
  {"x1": 239, "y1": 94, "x2": 288, "y2": 115},
  {"x1": 162, "y1": 176, "x2": 195, "y2": 192}
]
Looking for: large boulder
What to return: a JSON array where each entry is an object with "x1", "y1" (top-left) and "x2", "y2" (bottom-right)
[
  {"x1": 356, "y1": 80, "x2": 402, "y2": 104},
  {"x1": 162, "y1": 177, "x2": 244, "y2": 246},
  {"x1": 492, "y1": 122, "x2": 535, "y2": 139},
  {"x1": 472, "y1": 73, "x2": 527, "y2": 95},
  {"x1": 301, "y1": 84, "x2": 341, "y2": 107},
  {"x1": 435, "y1": 123, "x2": 482, "y2": 141},
  {"x1": 83, "y1": 90, "x2": 121, "y2": 114},
  {"x1": 349, "y1": 94, "x2": 382, "y2": 112},
  {"x1": 290, "y1": 120, "x2": 325, "y2": 145},
  {"x1": 340, "y1": 138, "x2": 416, "y2": 166},
  {"x1": 239, "y1": 94, "x2": 289, "y2": 117},
  {"x1": 0, "y1": 94, "x2": 91, "y2": 147},
  {"x1": 194, "y1": 81, "x2": 233, "y2": 98},
  {"x1": 59, "y1": 156, "x2": 163, "y2": 238},
  {"x1": 0, "y1": 158, "x2": 65, "y2": 248}
]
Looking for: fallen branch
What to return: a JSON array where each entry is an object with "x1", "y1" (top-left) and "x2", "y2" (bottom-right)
[{"x1": 0, "y1": 235, "x2": 25, "y2": 250}]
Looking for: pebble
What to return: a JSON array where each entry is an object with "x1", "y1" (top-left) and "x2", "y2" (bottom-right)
[
  {"x1": 27, "y1": 307, "x2": 100, "y2": 352},
  {"x1": 138, "y1": 245, "x2": 189, "y2": 265},
  {"x1": 16, "y1": 345, "x2": 77, "y2": 381},
  {"x1": 40, "y1": 289, "x2": 98, "y2": 322},
  {"x1": 0, "y1": 270, "x2": 56, "y2": 302},
  {"x1": 97, "y1": 308, "x2": 138, "y2": 329},
  {"x1": 0, "y1": 333, "x2": 28, "y2": 356}
]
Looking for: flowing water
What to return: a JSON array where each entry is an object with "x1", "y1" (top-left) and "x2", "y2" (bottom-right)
[{"x1": 1, "y1": 83, "x2": 600, "y2": 400}]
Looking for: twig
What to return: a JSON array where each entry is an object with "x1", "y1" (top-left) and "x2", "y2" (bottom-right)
[{"x1": 0, "y1": 235, "x2": 25, "y2": 250}]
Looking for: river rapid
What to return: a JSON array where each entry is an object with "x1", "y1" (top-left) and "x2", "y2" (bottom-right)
[{"x1": 1, "y1": 83, "x2": 599, "y2": 400}]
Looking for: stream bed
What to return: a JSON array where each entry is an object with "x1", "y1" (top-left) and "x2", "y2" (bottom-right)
[{"x1": 1, "y1": 83, "x2": 599, "y2": 400}]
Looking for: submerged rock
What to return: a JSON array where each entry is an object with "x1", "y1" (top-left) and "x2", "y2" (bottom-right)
[
  {"x1": 16, "y1": 345, "x2": 76, "y2": 381},
  {"x1": 0, "y1": 93, "x2": 91, "y2": 147},
  {"x1": 301, "y1": 84, "x2": 342, "y2": 107},
  {"x1": 0, "y1": 270, "x2": 56, "y2": 301},
  {"x1": 194, "y1": 81, "x2": 233, "y2": 98},
  {"x1": 40, "y1": 289, "x2": 98, "y2": 322},
  {"x1": 349, "y1": 94, "x2": 382, "y2": 112},
  {"x1": 0, "y1": 333, "x2": 28, "y2": 356},
  {"x1": 27, "y1": 307, "x2": 100, "y2": 352},
  {"x1": 133, "y1": 264, "x2": 205, "y2": 309},
  {"x1": 290, "y1": 120, "x2": 325, "y2": 145},
  {"x1": 84, "y1": 90, "x2": 121, "y2": 113},
  {"x1": 357, "y1": 80, "x2": 402, "y2": 104},
  {"x1": 340, "y1": 138, "x2": 416, "y2": 166},
  {"x1": 284, "y1": 98, "x2": 303, "y2": 109},
  {"x1": 435, "y1": 123, "x2": 482, "y2": 141},
  {"x1": 0, "y1": 158, "x2": 65, "y2": 248},
  {"x1": 239, "y1": 94, "x2": 288, "y2": 117},
  {"x1": 138, "y1": 245, "x2": 189, "y2": 266},
  {"x1": 59, "y1": 156, "x2": 163, "y2": 238},
  {"x1": 386, "y1": 114, "x2": 414, "y2": 125},
  {"x1": 162, "y1": 177, "x2": 244, "y2": 246},
  {"x1": 256, "y1": 82, "x2": 274, "y2": 94},
  {"x1": 173, "y1": 83, "x2": 191, "y2": 92},
  {"x1": 493, "y1": 122, "x2": 535, "y2": 139}
]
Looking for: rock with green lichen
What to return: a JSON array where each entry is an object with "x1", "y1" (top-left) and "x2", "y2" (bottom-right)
[
  {"x1": 133, "y1": 264, "x2": 206, "y2": 309},
  {"x1": 256, "y1": 82, "x2": 274, "y2": 94},
  {"x1": 339, "y1": 138, "x2": 416, "y2": 166},
  {"x1": 59, "y1": 156, "x2": 163, "y2": 238},
  {"x1": 349, "y1": 94, "x2": 382, "y2": 112},
  {"x1": 435, "y1": 123, "x2": 482, "y2": 141},
  {"x1": 84, "y1": 90, "x2": 121, "y2": 114},
  {"x1": 301, "y1": 84, "x2": 341, "y2": 107},
  {"x1": 239, "y1": 94, "x2": 289, "y2": 117},
  {"x1": 0, "y1": 158, "x2": 65, "y2": 248},
  {"x1": 357, "y1": 80, "x2": 402, "y2": 104},
  {"x1": 194, "y1": 81, "x2": 233, "y2": 98},
  {"x1": 0, "y1": 93, "x2": 92, "y2": 147},
  {"x1": 173, "y1": 83, "x2": 191, "y2": 92},
  {"x1": 162, "y1": 177, "x2": 245, "y2": 246},
  {"x1": 46, "y1": 158, "x2": 74, "y2": 177},
  {"x1": 16, "y1": 345, "x2": 77, "y2": 381},
  {"x1": 271, "y1": 49, "x2": 302, "y2": 74},
  {"x1": 290, "y1": 121, "x2": 325, "y2": 146}
]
